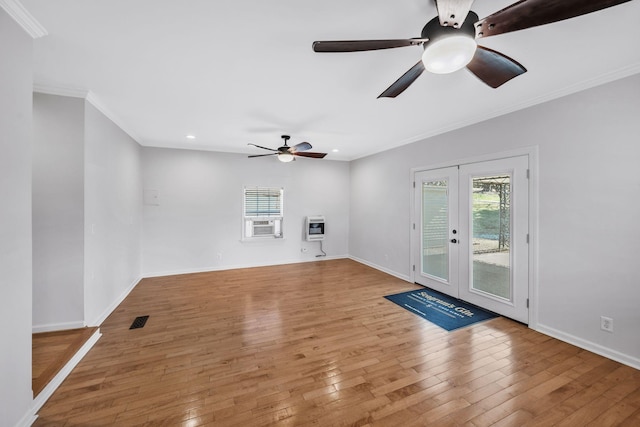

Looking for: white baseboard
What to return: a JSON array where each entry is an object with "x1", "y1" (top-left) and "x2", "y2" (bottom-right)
[
  {"x1": 14, "y1": 412, "x2": 37, "y2": 427},
  {"x1": 32, "y1": 320, "x2": 85, "y2": 334},
  {"x1": 350, "y1": 258, "x2": 639, "y2": 371},
  {"x1": 89, "y1": 276, "x2": 142, "y2": 326},
  {"x1": 142, "y1": 255, "x2": 349, "y2": 279},
  {"x1": 535, "y1": 323, "x2": 640, "y2": 371},
  {"x1": 30, "y1": 328, "x2": 102, "y2": 422},
  {"x1": 348, "y1": 256, "x2": 412, "y2": 283}
]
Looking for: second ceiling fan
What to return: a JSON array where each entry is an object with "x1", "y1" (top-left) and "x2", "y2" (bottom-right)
[
  {"x1": 248, "y1": 135, "x2": 327, "y2": 162},
  {"x1": 312, "y1": 0, "x2": 633, "y2": 98}
]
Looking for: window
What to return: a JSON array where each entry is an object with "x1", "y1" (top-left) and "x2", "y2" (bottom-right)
[{"x1": 243, "y1": 187, "x2": 283, "y2": 239}]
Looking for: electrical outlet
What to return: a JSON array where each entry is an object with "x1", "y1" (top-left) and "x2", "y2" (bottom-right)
[
  {"x1": 216, "y1": 253, "x2": 223, "y2": 261},
  {"x1": 600, "y1": 316, "x2": 613, "y2": 333}
]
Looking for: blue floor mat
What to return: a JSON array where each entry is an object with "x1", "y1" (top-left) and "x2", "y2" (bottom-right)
[{"x1": 385, "y1": 287, "x2": 498, "y2": 331}]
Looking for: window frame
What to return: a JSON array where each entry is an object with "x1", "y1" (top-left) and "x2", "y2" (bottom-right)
[{"x1": 242, "y1": 186, "x2": 284, "y2": 240}]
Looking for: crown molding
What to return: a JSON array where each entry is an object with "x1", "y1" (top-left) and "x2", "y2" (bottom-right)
[
  {"x1": 33, "y1": 83, "x2": 89, "y2": 99},
  {"x1": 33, "y1": 83, "x2": 142, "y2": 145},
  {"x1": 358, "y1": 62, "x2": 640, "y2": 160},
  {"x1": 0, "y1": 0, "x2": 47, "y2": 38},
  {"x1": 85, "y1": 92, "x2": 142, "y2": 144}
]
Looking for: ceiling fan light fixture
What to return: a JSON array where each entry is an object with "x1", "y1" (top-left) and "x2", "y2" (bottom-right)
[
  {"x1": 421, "y1": 35, "x2": 477, "y2": 74},
  {"x1": 278, "y1": 152, "x2": 294, "y2": 162}
]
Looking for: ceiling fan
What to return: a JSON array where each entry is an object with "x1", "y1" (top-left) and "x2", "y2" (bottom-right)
[
  {"x1": 312, "y1": 0, "x2": 633, "y2": 98},
  {"x1": 248, "y1": 135, "x2": 328, "y2": 162}
]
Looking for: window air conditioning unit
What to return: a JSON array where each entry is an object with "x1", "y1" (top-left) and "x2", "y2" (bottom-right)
[
  {"x1": 252, "y1": 220, "x2": 276, "y2": 236},
  {"x1": 245, "y1": 218, "x2": 282, "y2": 238}
]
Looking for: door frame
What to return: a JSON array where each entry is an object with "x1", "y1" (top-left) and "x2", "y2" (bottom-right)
[{"x1": 410, "y1": 147, "x2": 539, "y2": 328}]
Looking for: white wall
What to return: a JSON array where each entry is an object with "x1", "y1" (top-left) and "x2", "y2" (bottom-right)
[
  {"x1": 0, "y1": 8, "x2": 35, "y2": 427},
  {"x1": 84, "y1": 102, "x2": 142, "y2": 326},
  {"x1": 31, "y1": 94, "x2": 143, "y2": 330},
  {"x1": 142, "y1": 148, "x2": 350, "y2": 276},
  {"x1": 350, "y1": 73, "x2": 640, "y2": 367},
  {"x1": 32, "y1": 94, "x2": 85, "y2": 331}
]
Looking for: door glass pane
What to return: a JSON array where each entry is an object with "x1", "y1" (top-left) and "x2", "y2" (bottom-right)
[
  {"x1": 422, "y1": 180, "x2": 449, "y2": 281},
  {"x1": 472, "y1": 175, "x2": 511, "y2": 299}
]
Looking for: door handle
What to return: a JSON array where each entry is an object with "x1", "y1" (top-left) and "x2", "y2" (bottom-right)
[{"x1": 450, "y1": 239, "x2": 458, "y2": 244}]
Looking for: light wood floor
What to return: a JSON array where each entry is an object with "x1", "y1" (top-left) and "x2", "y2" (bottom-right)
[
  {"x1": 32, "y1": 327, "x2": 98, "y2": 397},
  {"x1": 34, "y1": 259, "x2": 640, "y2": 426}
]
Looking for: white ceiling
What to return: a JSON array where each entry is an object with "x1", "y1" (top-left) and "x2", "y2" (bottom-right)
[{"x1": 21, "y1": 0, "x2": 640, "y2": 161}]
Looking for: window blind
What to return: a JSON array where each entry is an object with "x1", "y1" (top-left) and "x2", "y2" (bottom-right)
[{"x1": 244, "y1": 187, "x2": 283, "y2": 217}]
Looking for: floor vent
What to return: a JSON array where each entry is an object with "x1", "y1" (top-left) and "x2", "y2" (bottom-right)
[{"x1": 129, "y1": 315, "x2": 149, "y2": 330}]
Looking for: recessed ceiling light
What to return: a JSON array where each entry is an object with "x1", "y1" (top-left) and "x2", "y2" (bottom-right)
[
  {"x1": 186, "y1": 135, "x2": 196, "y2": 140},
  {"x1": 332, "y1": 149, "x2": 339, "y2": 153}
]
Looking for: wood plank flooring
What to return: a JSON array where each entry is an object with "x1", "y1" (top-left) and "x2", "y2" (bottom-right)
[
  {"x1": 34, "y1": 259, "x2": 640, "y2": 426},
  {"x1": 32, "y1": 327, "x2": 98, "y2": 397}
]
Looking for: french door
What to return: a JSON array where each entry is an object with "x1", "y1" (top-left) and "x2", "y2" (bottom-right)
[{"x1": 413, "y1": 156, "x2": 529, "y2": 323}]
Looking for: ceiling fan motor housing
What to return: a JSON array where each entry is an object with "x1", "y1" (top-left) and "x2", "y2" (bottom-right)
[
  {"x1": 278, "y1": 134, "x2": 291, "y2": 152},
  {"x1": 421, "y1": 11, "x2": 478, "y2": 49}
]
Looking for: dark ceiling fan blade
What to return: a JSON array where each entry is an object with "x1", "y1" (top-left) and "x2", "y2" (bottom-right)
[
  {"x1": 378, "y1": 60, "x2": 426, "y2": 98},
  {"x1": 247, "y1": 143, "x2": 278, "y2": 152},
  {"x1": 313, "y1": 38, "x2": 427, "y2": 53},
  {"x1": 436, "y1": 0, "x2": 475, "y2": 28},
  {"x1": 248, "y1": 153, "x2": 278, "y2": 158},
  {"x1": 291, "y1": 142, "x2": 312, "y2": 152},
  {"x1": 294, "y1": 152, "x2": 327, "y2": 159},
  {"x1": 476, "y1": 0, "x2": 633, "y2": 39},
  {"x1": 466, "y1": 46, "x2": 527, "y2": 88}
]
